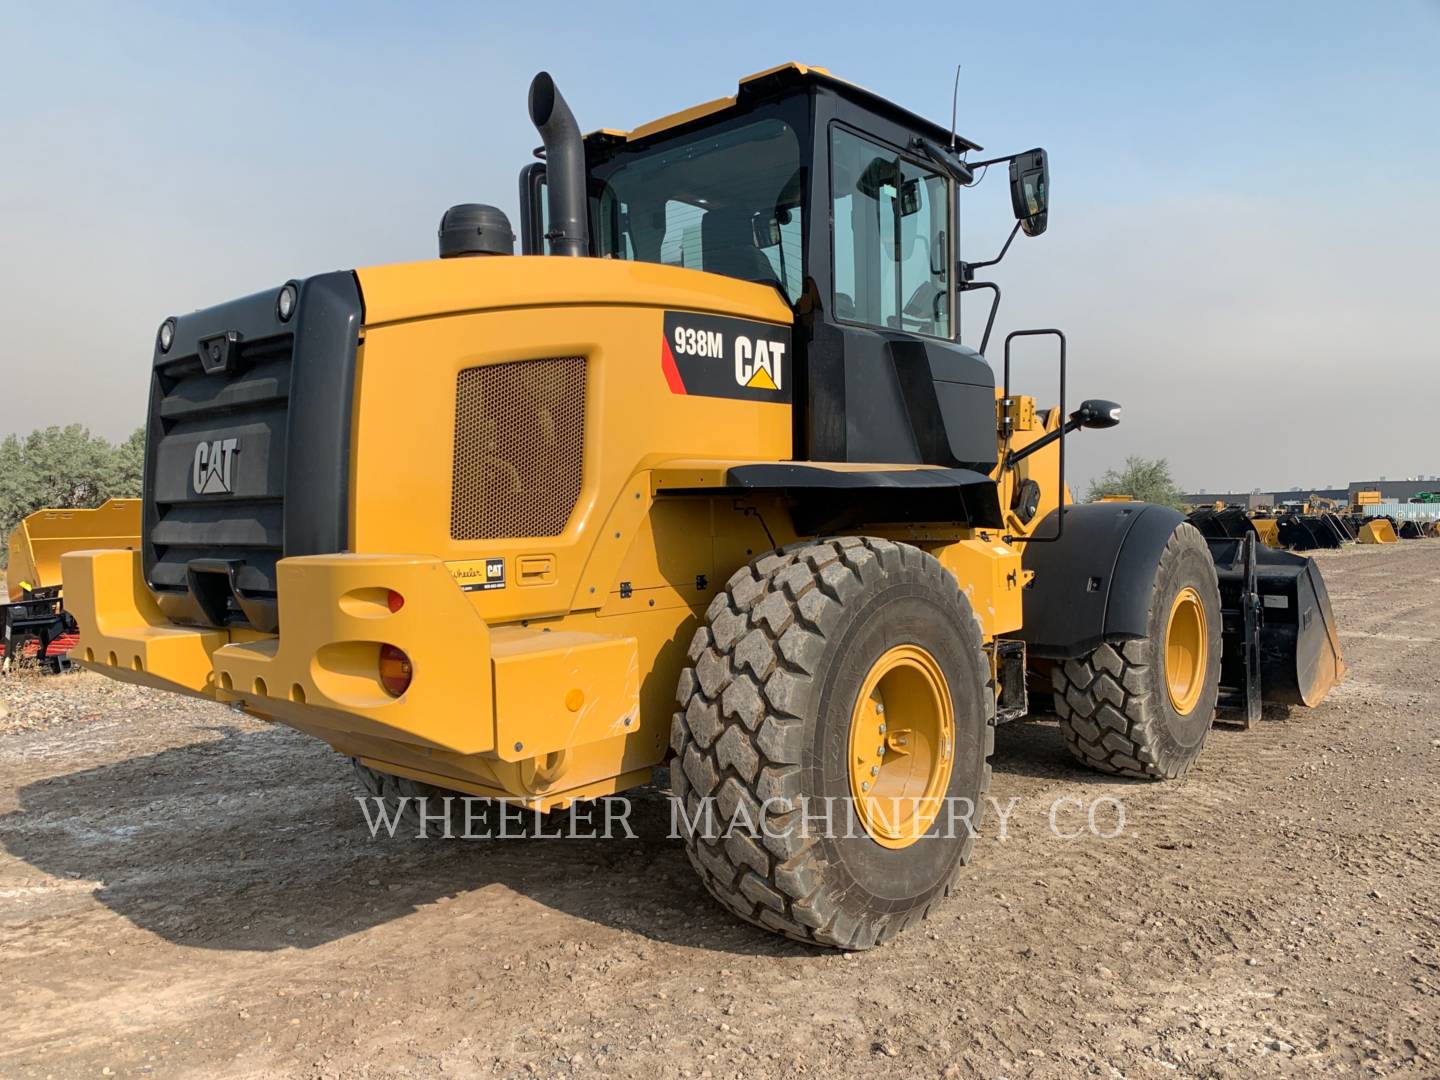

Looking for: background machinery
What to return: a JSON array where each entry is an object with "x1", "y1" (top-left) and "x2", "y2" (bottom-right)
[
  {"x1": 2, "y1": 499, "x2": 139, "y2": 673},
  {"x1": 64, "y1": 66, "x2": 1342, "y2": 949}
]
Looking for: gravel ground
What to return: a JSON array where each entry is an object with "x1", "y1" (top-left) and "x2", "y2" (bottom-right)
[{"x1": 1, "y1": 541, "x2": 1438, "y2": 1079}]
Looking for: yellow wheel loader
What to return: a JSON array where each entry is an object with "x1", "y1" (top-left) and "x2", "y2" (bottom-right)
[{"x1": 65, "y1": 66, "x2": 1343, "y2": 949}]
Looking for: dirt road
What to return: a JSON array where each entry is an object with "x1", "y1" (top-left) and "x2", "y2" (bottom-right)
[{"x1": 2, "y1": 543, "x2": 1438, "y2": 1079}]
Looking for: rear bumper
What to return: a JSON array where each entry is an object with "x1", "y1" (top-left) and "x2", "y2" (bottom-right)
[{"x1": 63, "y1": 550, "x2": 648, "y2": 805}]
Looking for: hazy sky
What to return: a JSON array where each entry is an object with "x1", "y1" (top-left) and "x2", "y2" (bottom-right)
[{"x1": 2, "y1": 1, "x2": 1437, "y2": 493}]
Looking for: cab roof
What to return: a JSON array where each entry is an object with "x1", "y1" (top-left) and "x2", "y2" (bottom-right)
[{"x1": 585, "y1": 63, "x2": 983, "y2": 153}]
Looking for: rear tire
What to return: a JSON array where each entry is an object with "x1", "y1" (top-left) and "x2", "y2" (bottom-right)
[
  {"x1": 1053, "y1": 522, "x2": 1222, "y2": 779},
  {"x1": 670, "y1": 537, "x2": 995, "y2": 950},
  {"x1": 351, "y1": 760, "x2": 476, "y2": 838},
  {"x1": 350, "y1": 761, "x2": 561, "y2": 838}
]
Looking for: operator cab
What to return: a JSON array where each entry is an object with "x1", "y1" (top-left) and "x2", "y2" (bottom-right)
[{"x1": 518, "y1": 64, "x2": 1049, "y2": 472}]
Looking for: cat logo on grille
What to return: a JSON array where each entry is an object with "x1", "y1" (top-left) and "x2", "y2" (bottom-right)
[{"x1": 192, "y1": 438, "x2": 240, "y2": 495}]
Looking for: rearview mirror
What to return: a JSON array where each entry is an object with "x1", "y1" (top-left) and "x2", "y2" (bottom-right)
[
  {"x1": 1009, "y1": 148, "x2": 1048, "y2": 237},
  {"x1": 899, "y1": 177, "x2": 921, "y2": 216},
  {"x1": 751, "y1": 212, "x2": 781, "y2": 249},
  {"x1": 1072, "y1": 399, "x2": 1122, "y2": 429}
]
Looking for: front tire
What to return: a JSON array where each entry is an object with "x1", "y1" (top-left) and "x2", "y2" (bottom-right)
[
  {"x1": 1053, "y1": 522, "x2": 1222, "y2": 779},
  {"x1": 670, "y1": 537, "x2": 995, "y2": 950}
]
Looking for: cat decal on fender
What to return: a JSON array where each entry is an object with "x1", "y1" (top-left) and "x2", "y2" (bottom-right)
[{"x1": 661, "y1": 311, "x2": 792, "y2": 403}]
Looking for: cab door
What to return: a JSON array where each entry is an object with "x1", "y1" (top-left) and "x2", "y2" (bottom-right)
[{"x1": 802, "y1": 121, "x2": 997, "y2": 471}]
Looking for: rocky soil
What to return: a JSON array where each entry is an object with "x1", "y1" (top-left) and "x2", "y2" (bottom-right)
[{"x1": 1, "y1": 542, "x2": 1437, "y2": 1078}]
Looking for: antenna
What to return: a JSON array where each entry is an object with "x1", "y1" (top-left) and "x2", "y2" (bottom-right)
[{"x1": 949, "y1": 64, "x2": 961, "y2": 152}]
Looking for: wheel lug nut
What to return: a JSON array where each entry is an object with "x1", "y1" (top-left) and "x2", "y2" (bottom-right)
[
  {"x1": 875, "y1": 704, "x2": 885, "y2": 715},
  {"x1": 878, "y1": 722, "x2": 887, "y2": 734},
  {"x1": 861, "y1": 782, "x2": 870, "y2": 792},
  {"x1": 870, "y1": 765, "x2": 880, "y2": 777}
]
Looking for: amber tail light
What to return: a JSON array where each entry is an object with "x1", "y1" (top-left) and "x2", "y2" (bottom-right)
[{"x1": 378, "y1": 644, "x2": 413, "y2": 697}]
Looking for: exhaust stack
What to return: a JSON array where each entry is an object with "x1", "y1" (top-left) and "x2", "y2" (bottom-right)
[{"x1": 528, "y1": 72, "x2": 589, "y2": 258}]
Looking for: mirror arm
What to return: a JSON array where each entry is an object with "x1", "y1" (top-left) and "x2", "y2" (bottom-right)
[
  {"x1": 1006, "y1": 399, "x2": 1122, "y2": 469},
  {"x1": 963, "y1": 151, "x2": 1019, "y2": 172},
  {"x1": 910, "y1": 136, "x2": 974, "y2": 185},
  {"x1": 961, "y1": 221, "x2": 1021, "y2": 278},
  {"x1": 1005, "y1": 414, "x2": 1084, "y2": 470}
]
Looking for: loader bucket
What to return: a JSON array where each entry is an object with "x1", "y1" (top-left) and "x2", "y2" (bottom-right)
[
  {"x1": 1206, "y1": 537, "x2": 1344, "y2": 708},
  {"x1": 1186, "y1": 507, "x2": 1254, "y2": 539},
  {"x1": 1358, "y1": 518, "x2": 1398, "y2": 544},
  {"x1": 1277, "y1": 513, "x2": 1344, "y2": 551},
  {"x1": 1397, "y1": 520, "x2": 1426, "y2": 540},
  {"x1": 1323, "y1": 512, "x2": 1356, "y2": 543},
  {"x1": 1186, "y1": 506, "x2": 1284, "y2": 547},
  {"x1": 1250, "y1": 518, "x2": 1280, "y2": 548},
  {"x1": 1275, "y1": 515, "x2": 1320, "y2": 551},
  {"x1": 6, "y1": 499, "x2": 141, "y2": 602}
]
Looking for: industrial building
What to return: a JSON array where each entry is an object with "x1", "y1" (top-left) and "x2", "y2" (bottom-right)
[{"x1": 1183, "y1": 478, "x2": 1439, "y2": 509}]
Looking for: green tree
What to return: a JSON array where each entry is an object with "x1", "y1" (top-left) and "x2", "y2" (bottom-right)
[
  {"x1": 107, "y1": 426, "x2": 146, "y2": 496},
  {"x1": 1086, "y1": 455, "x2": 1185, "y2": 509},
  {"x1": 0, "y1": 425, "x2": 145, "y2": 568}
]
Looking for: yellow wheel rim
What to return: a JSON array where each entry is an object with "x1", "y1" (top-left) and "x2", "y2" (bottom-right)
[
  {"x1": 847, "y1": 645, "x2": 955, "y2": 849},
  {"x1": 1164, "y1": 586, "x2": 1208, "y2": 715}
]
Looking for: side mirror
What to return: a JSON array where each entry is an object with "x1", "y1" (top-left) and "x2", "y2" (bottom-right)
[
  {"x1": 856, "y1": 156, "x2": 902, "y2": 199},
  {"x1": 1072, "y1": 399, "x2": 1122, "y2": 429},
  {"x1": 1009, "y1": 148, "x2": 1048, "y2": 237}
]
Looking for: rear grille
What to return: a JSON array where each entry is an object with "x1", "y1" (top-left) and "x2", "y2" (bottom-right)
[
  {"x1": 141, "y1": 270, "x2": 363, "y2": 632},
  {"x1": 451, "y1": 358, "x2": 586, "y2": 541},
  {"x1": 147, "y1": 334, "x2": 294, "y2": 617}
]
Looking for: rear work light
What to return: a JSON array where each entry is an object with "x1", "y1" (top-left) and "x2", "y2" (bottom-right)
[{"x1": 378, "y1": 644, "x2": 413, "y2": 697}]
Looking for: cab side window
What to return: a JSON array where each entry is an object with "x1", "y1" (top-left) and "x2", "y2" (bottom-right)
[{"x1": 831, "y1": 127, "x2": 951, "y2": 337}]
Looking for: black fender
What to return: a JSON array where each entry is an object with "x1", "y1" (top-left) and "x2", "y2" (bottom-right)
[{"x1": 1016, "y1": 502, "x2": 1187, "y2": 660}]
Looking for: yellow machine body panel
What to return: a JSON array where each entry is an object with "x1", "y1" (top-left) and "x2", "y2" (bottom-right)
[
  {"x1": 349, "y1": 256, "x2": 793, "y2": 623},
  {"x1": 993, "y1": 393, "x2": 1069, "y2": 542},
  {"x1": 6, "y1": 498, "x2": 140, "y2": 601}
]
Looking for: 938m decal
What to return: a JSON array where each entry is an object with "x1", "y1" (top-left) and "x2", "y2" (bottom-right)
[{"x1": 661, "y1": 311, "x2": 792, "y2": 403}]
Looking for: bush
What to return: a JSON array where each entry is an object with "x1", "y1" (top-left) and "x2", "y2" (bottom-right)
[
  {"x1": 0, "y1": 425, "x2": 144, "y2": 567},
  {"x1": 1086, "y1": 455, "x2": 1185, "y2": 510}
]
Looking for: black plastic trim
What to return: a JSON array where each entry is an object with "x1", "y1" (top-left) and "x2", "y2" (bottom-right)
[
  {"x1": 718, "y1": 463, "x2": 1003, "y2": 534},
  {"x1": 284, "y1": 271, "x2": 363, "y2": 561}
]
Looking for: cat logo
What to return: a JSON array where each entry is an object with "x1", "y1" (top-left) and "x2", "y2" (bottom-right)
[
  {"x1": 735, "y1": 337, "x2": 784, "y2": 391},
  {"x1": 661, "y1": 311, "x2": 793, "y2": 404},
  {"x1": 192, "y1": 438, "x2": 240, "y2": 495}
]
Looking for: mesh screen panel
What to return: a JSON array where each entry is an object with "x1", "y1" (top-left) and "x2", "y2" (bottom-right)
[{"x1": 451, "y1": 358, "x2": 586, "y2": 540}]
